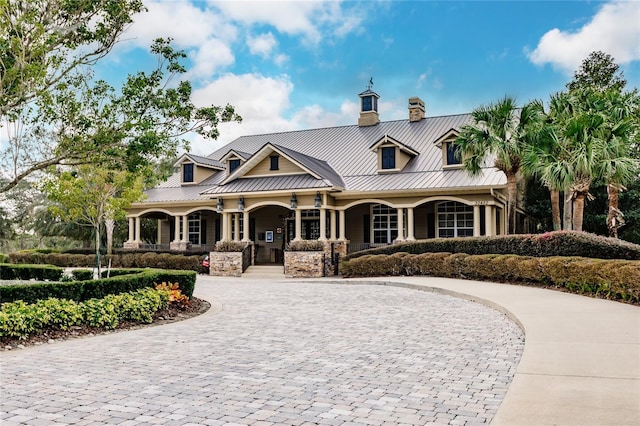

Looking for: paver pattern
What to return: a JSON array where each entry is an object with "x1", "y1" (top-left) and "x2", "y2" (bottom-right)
[{"x1": 1, "y1": 277, "x2": 524, "y2": 425}]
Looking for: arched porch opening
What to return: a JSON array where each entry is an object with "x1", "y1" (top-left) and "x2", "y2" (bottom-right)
[{"x1": 344, "y1": 200, "x2": 399, "y2": 253}]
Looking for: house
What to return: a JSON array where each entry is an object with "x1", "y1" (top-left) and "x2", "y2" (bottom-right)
[{"x1": 124, "y1": 90, "x2": 508, "y2": 275}]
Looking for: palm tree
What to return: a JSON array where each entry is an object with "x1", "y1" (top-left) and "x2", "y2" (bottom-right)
[{"x1": 455, "y1": 96, "x2": 544, "y2": 234}]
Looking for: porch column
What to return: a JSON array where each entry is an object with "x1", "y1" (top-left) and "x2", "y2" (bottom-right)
[
  {"x1": 294, "y1": 209, "x2": 302, "y2": 241},
  {"x1": 318, "y1": 208, "x2": 327, "y2": 241},
  {"x1": 221, "y1": 212, "x2": 230, "y2": 241},
  {"x1": 330, "y1": 209, "x2": 337, "y2": 240},
  {"x1": 233, "y1": 213, "x2": 240, "y2": 241},
  {"x1": 406, "y1": 207, "x2": 415, "y2": 241},
  {"x1": 181, "y1": 215, "x2": 188, "y2": 242},
  {"x1": 485, "y1": 205, "x2": 493, "y2": 237},
  {"x1": 128, "y1": 217, "x2": 134, "y2": 242},
  {"x1": 157, "y1": 219, "x2": 162, "y2": 245},
  {"x1": 499, "y1": 208, "x2": 505, "y2": 235},
  {"x1": 396, "y1": 208, "x2": 404, "y2": 241},
  {"x1": 473, "y1": 205, "x2": 481, "y2": 237},
  {"x1": 242, "y1": 211, "x2": 250, "y2": 242},
  {"x1": 134, "y1": 217, "x2": 141, "y2": 242},
  {"x1": 338, "y1": 210, "x2": 346, "y2": 241},
  {"x1": 173, "y1": 216, "x2": 180, "y2": 242}
]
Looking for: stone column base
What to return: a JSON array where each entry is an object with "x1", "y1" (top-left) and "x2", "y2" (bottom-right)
[
  {"x1": 123, "y1": 241, "x2": 141, "y2": 249},
  {"x1": 169, "y1": 241, "x2": 192, "y2": 251},
  {"x1": 322, "y1": 240, "x2": 349, "y2": 276}
]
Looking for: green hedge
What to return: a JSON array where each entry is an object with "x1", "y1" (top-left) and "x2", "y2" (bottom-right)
[
  {"x1": 0, "y1": 253, "x2": 8, "y2": 263},
  {"x1": 345, "y1": 231, "x2": 640, "y2": 261},
  {"x1": 341, "y1": 252, "x2": 640, "y2": 303},
  {"x1": 0, "y1": 287, "x2": 171, "y2": 338},
  {"x1": 0, "y1": 264, "x2": 63, "y2": 281},
  {"x1": 7, "y1": 251, "x2": 203, "y2": 270},
  {"x1": 0, "y1": 269, "x2": 196, "y2": 305},
  {"x1": 71, "y1": 269, "x2": 93, "y2": 281}
]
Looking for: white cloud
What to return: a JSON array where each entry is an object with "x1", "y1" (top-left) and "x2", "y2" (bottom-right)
[
  {"x1": 528, "y1": 1, "x2": 640, "y2": 74},
  {"x1": 247, "y1": 32, "x2": 277, "y2": 58},
  {"x1": 187, "y1": 39, "x2": 235, "y2": 80}
]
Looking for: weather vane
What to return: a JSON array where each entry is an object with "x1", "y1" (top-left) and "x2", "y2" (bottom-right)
[{"x1": 367, "y1": 77, "x2": 373, "y2": 90}]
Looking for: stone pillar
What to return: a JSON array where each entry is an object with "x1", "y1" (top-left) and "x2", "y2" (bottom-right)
[
  {"x1": 134, "y1": 216, "x2": 141, "y2": 242},
  {"x1": 242, "y1": 211, "x2": 251, "y2": 242},
  {"x1": 330, "y1": 209, "x2": 337, "y2": 240},
  {"x1": 318, "y1": 208, "x2": 327, "y2": 241},
  {"x1": 474, "y1": 205, "x2": 481, "y2": 237},
  {"x1": 406, "y1": 207, "x2": 415, "y2": 241},
  {"x1": 338, "y1": 210, "x2": 346, "y2": 241},
  {"x1": 181, "y1": 215, "x2": 188, "y2": 242},
  {"x1": 173, "y1": 216, "x2": 180, "y2": 242},
  {"x1": 294, "y1": 209, "x2": 302, "y2": 241},
  {"x1": 128, "y1": 217, "x2": 134, "y2": 242},
  {"x1": 396, "y1": 208, "x2": 404, "y2": 241},
  {"x1": 233, "y1": 213, "x2": 240, "y2": 241},
  {"x1": 485, "y1": 205, "x2": 493, "y2": 237}
]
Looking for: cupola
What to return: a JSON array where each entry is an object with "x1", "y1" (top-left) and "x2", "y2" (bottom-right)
[{"x1": 358, "y1": 80, "x2": 380, "y2": 127}]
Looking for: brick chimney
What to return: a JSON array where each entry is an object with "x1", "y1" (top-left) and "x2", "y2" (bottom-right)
[{"x1": 408, "y1": 97, "x2": 425, "y2": 122}]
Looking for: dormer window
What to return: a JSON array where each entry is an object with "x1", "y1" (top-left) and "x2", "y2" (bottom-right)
[
  {"x1": 434, "y1": 129, "x2": 463, "y2": 169},
  {"x1": 229, "y1": 159, "x2": 241, "y2": 173},
  {"x1": 445, "y1": 142, "x2": 461, "y2": 166},
  {"x1": 183, "y1": 163, "x2": 194, "y2": 183},
  {"x1": 381, "y1": 147, "x2": 395, "y2": 169},
  {"x1": 270, "y1": 155, "x2": 279, "y2": 170}
]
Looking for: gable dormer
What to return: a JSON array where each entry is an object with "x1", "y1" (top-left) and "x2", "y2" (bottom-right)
[
  {"x1": 174, "y1": 154, "x2": 224, "y2": 185},
  {"x1": 220, "y1": 149, "x2": 251, "y2": 176},
  {"x1": 433, "y1": 129, "x2": 463, "y2": 169},
  {"x1": 369, "y1": 134, "x2": 419, "y2": 173}
]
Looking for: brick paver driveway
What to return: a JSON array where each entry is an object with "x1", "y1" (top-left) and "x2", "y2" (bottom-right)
[{"x1": 1, "y1": 277, "x2": 524, "y2": 425}]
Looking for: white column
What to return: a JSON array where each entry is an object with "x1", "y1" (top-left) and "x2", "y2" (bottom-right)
[
  {"x1": 128, "y1": 217, "x2": 134, "y2": 242},
  {"x1": 338, "y1": 210, "x2": 346, "y2": 241},
  {"x1": 406, "y1": 207, "x2": 415, "y2": 240},
  {"x1": 473, "y1": 205, "x2": 481, "y2": 237},
  {"x1": 221, "y1": 212, "x2": 229, "y2": 241},
  {"x1": 318, "y1": 208, "x2": 327, "y2": 241},
  {"x1": 485, "y1": 205, "x2": 493, "y2": 237},
  {"x1": 181, "y1": 215, "x2": 188, "y2": 242},
  {"x1": 499, "y1": 207, "x2": 505, "y2": 235},
  {"x1": 294, "y1": 209, "x2": 302, "y2": 241},
  {"x1": 173, "y1": 216, "x2": 180, "y2": 242},
  {"x1": 396, "y1": 208, "x2": 404, "y2": 241},
  {"x1": 134, "y1": 217, "x2": 141, "y2": 242},
  {"x1": 157, "y1": 219, "x2": 162, "y2": 244},
  {"x1": 233, "y1": 214, "x2": 240, "y2": 241},
  {"x1": 330, "y1": 209, "x2": 337, "y2": 240},
  {"x1": 242, "y1": 211, "x2": 250, "y2": 242}
]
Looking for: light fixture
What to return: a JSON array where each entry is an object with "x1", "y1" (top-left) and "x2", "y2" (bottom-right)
[
  {"x1": 216, "y1": 198, "x2": 224, "y2": 213},
  {"x1": 314, "y1": 192, "x2": 322, "y2": 208},
  {"x1": 237, "y1": 196, "x2": 244, "y2": 212},
  {"x1": 290, "y1": 193, "x2": 297, "y2": 209}
]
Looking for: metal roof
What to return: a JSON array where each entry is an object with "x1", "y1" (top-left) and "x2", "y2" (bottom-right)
[{"x1": 202, "y1": 174, "x2": 332, "y2": 195}]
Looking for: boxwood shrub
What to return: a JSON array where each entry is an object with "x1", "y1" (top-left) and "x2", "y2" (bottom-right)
[
  {"x1": 0, "y1": 269, "x2": 196, "y2": 305},
  {"x1": 341, "y1": 252, "x2": 640, "y2": 303},
  {"x1": 0, "y1": 264, "x2": 63, "y2": 281},
  {"x1": 71, "y1": 269, "x2": 94, "y2": 281},
  {"x1": 344, "y1": 231, "x2": 640, "y2": 261}
]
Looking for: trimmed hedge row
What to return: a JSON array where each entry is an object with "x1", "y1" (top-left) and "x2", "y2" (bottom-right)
[
  {"x1": 0, "y1": 287, "x2": 171, "y2": 338},
  {"x1": 0, "y1": 269, "x2": 196, "y2": 305},
  {"x1": 341, "y1": 252, "x2": 640, "y2": 303},
  {"x1": 7, "y1": 251, "x2": 202, "y2": 271},
  {"x1": 0, "y1": 264, "x2": 63, "y2": 281},
  {"x1": 345, "y1": 231, "x2": 640, "y2": 261},
  {"x1": 71, "y1": 269, "x2": 94, "y2": 281}
]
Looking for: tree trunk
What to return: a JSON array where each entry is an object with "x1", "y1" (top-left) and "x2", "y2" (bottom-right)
[
  {"x1": 607, "y1": 184, "x2": 622, "y2": 238},
  {"x1": 506, "y1": 173, "x2": 517, "y2": 234},
  {"x1": 572, "y1": 194, "x2": 586, "y2": 232},
  {"x1": 105, "y1": 217, "x2": 115, "y2": 255},
  {"x1": 563, "y1": 192, "x2": 572, "y2": 231},
  {"x1": 550, "y1": 190, "x2": 561, "y2": 231}
]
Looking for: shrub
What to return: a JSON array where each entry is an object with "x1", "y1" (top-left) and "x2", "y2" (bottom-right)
[
  {"x1": 71, "y1": 269, "x2": 94, "y2": 281},
  {"x1": 155, "y1": 282, "x2": 189, "y2": 308},
  {"x1": 344, "y1": 231, "x2": 640, "y2": 261},
  {"x1": 0, "y1": 253, "x2": 7, "y2": 263},
  {"x1": 214, "y1": 241, "x2": 248, "y2": 252},
  {"x1": 0, "y1": 264, "x2": 63, "y2": 281},
  {"x1": 286, "y1": 240, "x2": 325, "y2": 251}
]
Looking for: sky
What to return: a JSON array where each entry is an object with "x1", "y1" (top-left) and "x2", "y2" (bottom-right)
[{"x1": 13, "y1": 0, "x2": 640, "y2": 158}]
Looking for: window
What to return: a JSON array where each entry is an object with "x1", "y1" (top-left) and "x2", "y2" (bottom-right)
[
  {"x1": 445, "y1": 142, "x2": 461, "y2": 165},
  {"x1": 229, "y1": 159, "x2": 241, "y2": 173},
  {"x1": 270, "y1": 155, "x2": 279, "y2": 170},
  {"x1": 372, "y1": 204, "x2": 398, "y2": 244},
  {"x1": 437, "y1": 202, "x2": 473, "y2": 238},
  {"x1": 381, "y1": 147, "x2": 396, "y2": 170},
  {"x1": 183, "y1": 163, "x2": 194, "y2": 182},
  {"x1": 188, "y1": 213, "x2": 200, "y2": 244}
]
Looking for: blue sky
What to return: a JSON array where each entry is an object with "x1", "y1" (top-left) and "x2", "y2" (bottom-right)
[{"x1": 94, "y1": 0, "x2": 640, "y2": 155}]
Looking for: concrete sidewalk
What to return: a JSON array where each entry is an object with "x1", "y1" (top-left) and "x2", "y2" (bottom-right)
[{"x1": 321, "y1": 276, "x2": 640, "y2": 425}]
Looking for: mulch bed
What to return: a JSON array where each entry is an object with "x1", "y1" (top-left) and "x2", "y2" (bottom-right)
[{"x1": 1, "y1": 297, "x2": 211, "y2": 351}]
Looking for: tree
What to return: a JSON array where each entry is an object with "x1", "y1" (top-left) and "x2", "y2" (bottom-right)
[
  {"x1": 43, "y1": 167, "x2": 145, "y2": 274},
  {"x1": 454, "y1": 96, "x2": 544, "y2": 234},
  {"x1": 567, "y1": 51, "x2": 627, "y2": 93},
  {"x1": 1, "y1": 38, "x2": 242, "y2": 193},
  {"x1": 1, "y1": 0, "x2": 145, "y2": 119}
]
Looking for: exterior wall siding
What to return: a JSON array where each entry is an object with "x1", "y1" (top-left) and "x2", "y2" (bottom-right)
[{"x1": 244, "y1": 155, "x2": 303, "y2": 176}]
